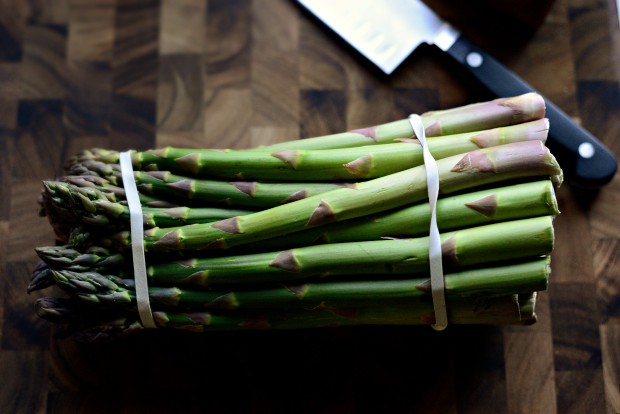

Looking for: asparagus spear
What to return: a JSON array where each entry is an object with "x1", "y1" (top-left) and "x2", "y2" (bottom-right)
[
  {"x1": 43, "y1": 177, "x2": 557, "y2": 256},
  {"x1": 33, "y1": 297, "x2": 122, "y2": 324},
  {"x1": 254, "y1": 180, "x2": 559, "y2": 250},
  {"x1": 61, "y1": 166, "x2": 354, "y2": 208},
  {"x1": 34, "y1": 246, "x2": 125, "y2": 271},
  {"x1": 141, "y1": 206, "x2": 254, "y2": 228},
  {"x1": 153, "y1": 118, "x2": 549, "y2": 180},
  {"x1": 34, "y1": 293, "x2": 537, "y2": 342},
  {"x1": 100, "y1": 141, "x2": 561, "y2": 252},
  {"x1": 42, "y1": 181, "x2": 255, "y2": 228},
  {"x1": 31, "y1": 179, "x2": 558, "y2": 287},
  {"x1": 149, "y1": 293, "x2": 538, "y2": 327},
  {"x1": 65, "y1": 119, "x2": 548, "y2": 181},
  {"x1": 29, "y1": 93, "x2": 560, "y2": 338},
  {"x1": 43, "y1": 216, "x2": 554, "y2": 287},
  {"x1": 49, "y1": 257, "x2": 550, "y2": 309},
  {"x1": 259, "y1": 93, "x2": 546, "y2": 150},
  {"x1": 60, "y1": 175, "x2": 179, "y2": 208},
  {"x1": 65, "y1": 95, "x2": 546, "y2": 179},
  {"x1": 29, "y1": 249, "x2": 126, "y2": 294},
  {"x1": 66, "y1": 118, "x2": 547, "y2": 208},
  {"x1": 123, "y1": 171, "x2": 352, "y2": 208},
  {"x1": 28, "y1": 261, "x2": 56, "y2": 293}
]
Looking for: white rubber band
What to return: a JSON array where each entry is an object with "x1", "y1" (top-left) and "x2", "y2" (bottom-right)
[
  {"x1": 408, "y1": 115, "x2": 448, "y2": 330},
  {"x1": 120, "y1": 151, "x2": 157, "y2": 329}
]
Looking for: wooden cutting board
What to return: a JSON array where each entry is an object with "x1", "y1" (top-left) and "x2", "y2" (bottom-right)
[{"x1": 1, "y1": 0, "x2": 619, "y2": 412}]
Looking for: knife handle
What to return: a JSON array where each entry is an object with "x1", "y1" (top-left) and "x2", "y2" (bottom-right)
[{"x1": 443, "y1": 35, "x2": 617, "y2": 188}]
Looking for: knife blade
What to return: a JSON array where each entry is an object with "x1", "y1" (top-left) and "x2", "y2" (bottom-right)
[{"x1": 297, "y1": 0, "x2": 618, "y2": 188}]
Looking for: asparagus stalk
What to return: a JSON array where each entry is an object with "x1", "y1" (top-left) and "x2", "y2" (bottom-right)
[
  {"x1": 255, "y1": 180, "x2": 559, "y2": 250},
  {"x1": 33, "y1": 297, "x2": 122, "y2": 324},
  {"x1": 28, "y1": 246, "x2": 131, "y2": 294},
  {"x1": 41, "y1": 178, "x2": 558, "y2": 246},
  {"x1": 69, "y1": 118, "x2": 546, "y2": 208},
  {"x1": 31, "y1": 180, "x2": 557, "y2": 293},
  {"x1": 62, "y1": 166, "x2": 355, "y2": 208},
  {"x1": 33, "y1": 293, "x2": 537, "y2": 342},
  {"x1": 60, "y1": 175, "x2": 179, "y2": 208},
  {"x1": 28, "y1": 261, "x2": 55, "y2": 293},
  {"x1": 37, "y1": 187, "x2": 78, "y2": 243},
  {"x1": 65, "y1": 119, "x2": 548, "y2": 181},
  {"x1": 65, "y1": 95, "x2": 546, "y2": 178},
  {"x1": 40, "y1": 180, "x2": 127, "y2": 239},
  {"x1": 34, "y1": 246, "x2": 125, "y2": 271},
  {"x1": 124, "y1": 171, "x2": 352, "y2": 208},
  {"x1": 156, "y1": 118, "x2": 549, "y2": 180},
  {"x1": 42, "y1": 181, "x2": 255, "y2": 228},
  {"x1": 140, "y1": 206, "x2": 254, "y2": 228},
  {"x1": 49, "y1": 257, "x2": 550, "y2": 309},
  {"x1": 260, "y1": 93, "x2": 546, "y2": 150},
  {"x1": 148, "y1": 293, "x2": 538, "y2": 327},
  {"x1": 44, "y1": 217, "x2": 554, "y2": 287},
  {"x1": 29, "y1": 93, "x2": 561, "y2": 337},
  {"x1": 100, "y1": 141, "x2": 561, "y2": 252}
]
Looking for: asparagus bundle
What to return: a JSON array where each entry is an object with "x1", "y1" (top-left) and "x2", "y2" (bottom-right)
[{"x1": 29, "y1": 93, "x2": 563, "y2": 342}]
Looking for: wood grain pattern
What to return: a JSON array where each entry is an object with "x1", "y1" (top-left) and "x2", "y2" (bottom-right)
[
  {"x1": 1, "y1": 0, "x2": 619, "y2": 412},
  {"x1": 602, "y1": 322, "x2": 620, "y2": 412}
]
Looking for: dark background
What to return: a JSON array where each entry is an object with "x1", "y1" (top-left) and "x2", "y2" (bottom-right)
[{"x1": 1, "y1": 0, "x2": 619, "y2": 412}]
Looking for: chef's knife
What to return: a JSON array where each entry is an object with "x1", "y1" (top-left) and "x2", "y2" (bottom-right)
[{"x1": 297, "y1": 0, "x2": 618, "y2": 188}]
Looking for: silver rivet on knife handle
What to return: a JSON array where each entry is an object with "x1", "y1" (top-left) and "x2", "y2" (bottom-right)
[
  {"x1": 466, "y1": 52, "x2": 483, "y2": 68},
  {"x1": 578, "y1": 142, "x2": 595, "y2": 159}
]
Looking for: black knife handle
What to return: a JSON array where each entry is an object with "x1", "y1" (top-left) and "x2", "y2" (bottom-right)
[{"x1": 443, "y1": 35, "x2": 617, "y2": 188}]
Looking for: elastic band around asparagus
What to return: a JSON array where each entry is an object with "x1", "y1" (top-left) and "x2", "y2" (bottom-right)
[
  {"x1": 50, "y1": 257, "x2": 550, "y2": 310},
  {"x1": 100, "y1": 141, "x2": 562, "y2": 252}
]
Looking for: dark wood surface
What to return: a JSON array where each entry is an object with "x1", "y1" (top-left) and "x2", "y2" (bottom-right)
[{"x1": 1, "y1": 0, "x2": 619, "y2": 412}]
